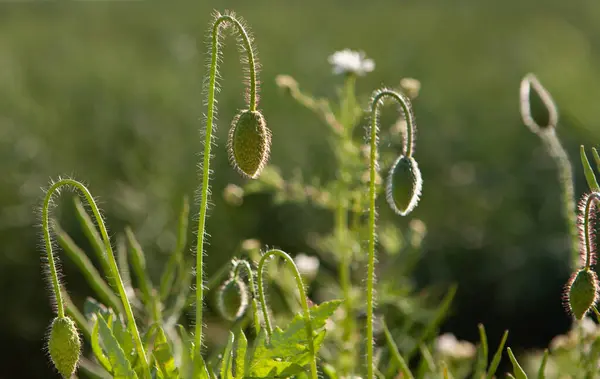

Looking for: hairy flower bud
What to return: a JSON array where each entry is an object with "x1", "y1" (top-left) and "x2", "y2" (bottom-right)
[
  {"x1": 217, "y1": 277, "x2": 249, "y2": 321},
  {"x1": 386, "y1": 155, "x2": 423, "y2": 216},
  {"x1": 48, "y1": 316, "x2": 81, "y2": 378},
  {"x1": 227, "y1": 109, "x2": 271, "y2": 179},
  {"x1": 565, "y1": 269, "x2": 599, "y2": 320}
]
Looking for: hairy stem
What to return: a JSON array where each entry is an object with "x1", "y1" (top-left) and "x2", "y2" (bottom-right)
[
  {"x1": 195, "y1": 12, "x2": 258, "y2": 368},
  {"x1": 232, "y1": 259, "x2": 261, "y2": 335},
  {"x1": 42, "y1": 178, "x2": 149, "y2": 377},
  {"x1": 367, "y1": 89, "x2": 415, "y2": 379},
  {"x1": 257, "y1": 249, "x2": 318, "y2": 379},
  {"x1": 541, "y1": 132, "x2": 579, "y2": 269},
  {"x1": 583, "y1": 192, "x2": 600, "y2": 269}
]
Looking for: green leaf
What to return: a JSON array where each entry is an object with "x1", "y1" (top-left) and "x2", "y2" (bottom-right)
[
  {"x1": 96, "y1": 315, "x2": 138, "y2": 378},
  {"x1": 474, "y1": 324, "x2": 489, "y2": 377},
  {"x1": 486, "y1": 330, "x2": 509, "y2": 379},
  {"x1": 108, "y1": 314, "x2": 135, "y2": 365},
  {"x1": 581, "y1": 146, "x2": 600, "y2": 191},
  {"x1": 152, "y1": 326, "x2": 179, "y2": 379},
  {"x1": 159, "y1": 196, "x2": 189, "y2": 301},
  {"x1": 73, "y1": 197, "x2": 116, "y2": 288},
  {"x1": 382, "y1": 319, "x2": 413, "y2": 379},
  {"x1": 175, "y1": 325, "x2": 194, "y2": 378},
  {"x1": 92, "y1": 316, "x2": 113, "y2": 373},
  {"x1": 54, "y1": 222, "x2": 122, "y2": 313},
  {"x1": 234, "y1": 330, "x2": 247, "y2": 379},
  {"x1": 247, "y1": 300, "x2": 341, "y2": 377},
  {"x1": 593, "y1": 148, "x2": 600, "y2": 176},
  {"x1": 538, "y1": 349, "x2": 548, "y2": 379},
  {"x1": 407, "y1": 284, "x2": 457, "y2": 360},
  {"x1": 126, "y1": 227, "x2": 161, "y2": 322},
  {"x1": 507, "y1": 347, "x2": 528, "y2": 379},
  {"x1": 220, "y1": 332, "x2": 235, "y2": 379}
]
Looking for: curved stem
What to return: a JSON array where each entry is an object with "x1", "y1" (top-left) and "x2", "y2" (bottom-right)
[
  {"x1": 42, "y1": 178, "x2": 149, "y2": 377},
  {"x1": 583, "y1": 192, "x2": 600, "y2": 269},
  {"x1": 257, "y1": 249, "x2": 318, "y2": 379},
  {"x1": 366, "y1": 89, "x2": 416, "y2": 379},
  {"x1": 232, "y1": 260, "x2": 261, "y2": 334},
  {"x1": 195, "y1": 11, "x2": 259, "y2": 365}
]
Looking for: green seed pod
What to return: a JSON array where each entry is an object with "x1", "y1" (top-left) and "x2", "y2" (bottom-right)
[
  {"x1": 386, "y1": 155, "x2": 423, "y2": 216},
  {"x1": 227, "y1": 109, "x2": 271, "y2": 179},
  {"x1": 565, "y1": 269, "x2": 599, "y2": 320},
  {"x1": 48, "y1": 316, "x2": 81, "y2": 378},
  {"x1": 217, "y1": 276, "x2": 249, "y2": 321}
]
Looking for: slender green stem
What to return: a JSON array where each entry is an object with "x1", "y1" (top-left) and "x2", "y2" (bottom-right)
[
  {"x1": 541, "y1": 132, "x2": 578, "y2": 269},
  {"x1": 195, "y1": 12, "x2": 258, "y2": 368},
  {"x1": 232, "y1": 260, "x2": 261, "y2": 334},
  {"x1": 42, "y1": 178, "x2": 149, "y2": 377},
  {"x1": 583, "y1": 192, "x2": 600, "y2": 269},
  {"x1": 257, "y1": 249, "x2": 318, "y2": 379},
  {"x1": 336, "y1": 203, "x2": 353, "y2": 341},
  {"x1": 366, "y1": 89, "x2": 415, "y2": 379}
]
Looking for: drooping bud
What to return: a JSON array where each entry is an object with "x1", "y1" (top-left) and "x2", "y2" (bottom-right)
[
  {"x1": 48, "y1": 316, "x2": 81, "y2": 378},
  {"x1": 217, "y1": 276, "x2": 249, "y2": 321},
  {"x1": 227, "y1": 109, "x2": 271, "y2": 179},
  {"x1": 386, "y1": 155, "x2": 423, "y2": 216},
  {"x1": 519, "y1": 73, "x2": 558, "y2": 134},
  {"x1": 565, "y1": 269, "x2": 599, "y2": 320}
]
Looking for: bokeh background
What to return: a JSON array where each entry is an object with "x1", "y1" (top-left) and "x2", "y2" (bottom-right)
[{"x1": 1, "y1": 0, "x2": 599, "y2": 377}]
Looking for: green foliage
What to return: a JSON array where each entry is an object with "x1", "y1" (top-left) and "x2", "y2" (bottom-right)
[{"x1": 26, "y1": 4, "x2": 600, "y2": 379}]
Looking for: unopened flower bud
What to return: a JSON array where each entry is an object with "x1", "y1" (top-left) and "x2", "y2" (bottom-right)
[
  {"x1": 227, "y1": 109, "x2": 271, "y2": 179},
  {"x1": 386, "y1": 155, "x2": 423, "y2": 216},
  {"x1": 48, "y1": 316, "x2": 81, "y2": 378}
]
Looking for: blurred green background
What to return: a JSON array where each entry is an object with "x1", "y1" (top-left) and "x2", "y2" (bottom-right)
[{"x1": 1, "y1": 0, "x2": 599, "y2": 377}]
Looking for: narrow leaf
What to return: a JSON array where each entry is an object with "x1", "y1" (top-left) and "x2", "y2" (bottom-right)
[
  {"x1": 234, "y1": 330, "x2": 247, "y2": 379},
  {"x1": 220, "y1": 332, "x2": 235, "y2": 379},
  {"x1": 91, "y1": 316, "x2": 113, "y2": 373},
  {"x1": 538, "y1": 349, "x2": 548, "y2": 379},
  {"x1": 474, "y1": 323, "x2": 489, "y2": 377},
  {"x1": 382, "y1": 319, "x2": 413, "y2": 379},
  {"x1": 486, "y1": 330, "x2": 509, "y2": 379},
  {"x1": 581, "y1": 146, "x2": 600, "y2": 191},
  {"x1": 54, "y1": 222, "x2": 122, "y2": 313},
  {"x1": 507, "y1": 347, "x2": 528, "y2": 379}
]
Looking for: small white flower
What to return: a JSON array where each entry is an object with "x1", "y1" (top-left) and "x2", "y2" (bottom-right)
[
  {"x1": 294, "y1": 253, "x2": 320, "y2": 281},
  {"x1": 435, "y1": 333, "x2": 477, "y2": 360},
  {"x1": 328, "y1": 49, "x2": 375, "y2": 76}
]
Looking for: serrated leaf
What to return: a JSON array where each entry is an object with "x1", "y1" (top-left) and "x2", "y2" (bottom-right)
[
  {"x1": 581, "y1": 146, "x2": 600, "y2": 191},
  {"x1": 153, "y1": 327, "x2": 179, "y2": 379},
  {"x1": 92, "y1": 316, "x2": 113, "y2": 373},
  {"x1": 96, "y1": 315, "x2": 138, "y2": 378},
  {"x1": 247, "y1": 300, "x2": 341, "y2": 377},
  {"x1": 110, "y1": 315, "x2": 135, "y2": 364},
  {"x1": 234, "y1": 331, "x2": 247, "y2": 379}
]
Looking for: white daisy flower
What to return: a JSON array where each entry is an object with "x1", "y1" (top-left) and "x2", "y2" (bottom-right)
[{"x1": 328, "y1": 49, "x2": 375, "y2": 76}]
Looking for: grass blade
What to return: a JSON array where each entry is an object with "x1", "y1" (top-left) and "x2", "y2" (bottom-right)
[
  {"x1": 382, "y1": 319, "x2": 414, "y2": 379},
  {"x1": 486, "y1": 330, "x2": 509, "y2": 379},
  {"x1": 581, "y1": 146, "x2": 600, "y2": 191}
]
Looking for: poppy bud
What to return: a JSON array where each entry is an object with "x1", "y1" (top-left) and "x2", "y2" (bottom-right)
[
  {"x1": 227, "y1": 110, "x2": 271, "y2": 179},
  {"x1": 48, "y1": 316, "x2": 81, "y2": 378},
  {"x1": 565, "y1": 269, "x2": 599, "y2": 320},
  {"x1": 386, "y1": 155, "x2": 423, "y2": 216}
]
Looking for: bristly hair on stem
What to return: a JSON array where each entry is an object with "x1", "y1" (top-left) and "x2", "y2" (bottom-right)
[
  {"x1": 194, "y1": 9, "x2": 262, "y2": 374},
  {"x1": 39, "y1": 177, "x2": 150, "y2": 378},
  {"x1": 365, "y1": 88, "x2": 420, "y2": 379},
  {"x1": 579, "y1": 192, "x2": 600, "y2": 269}
]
